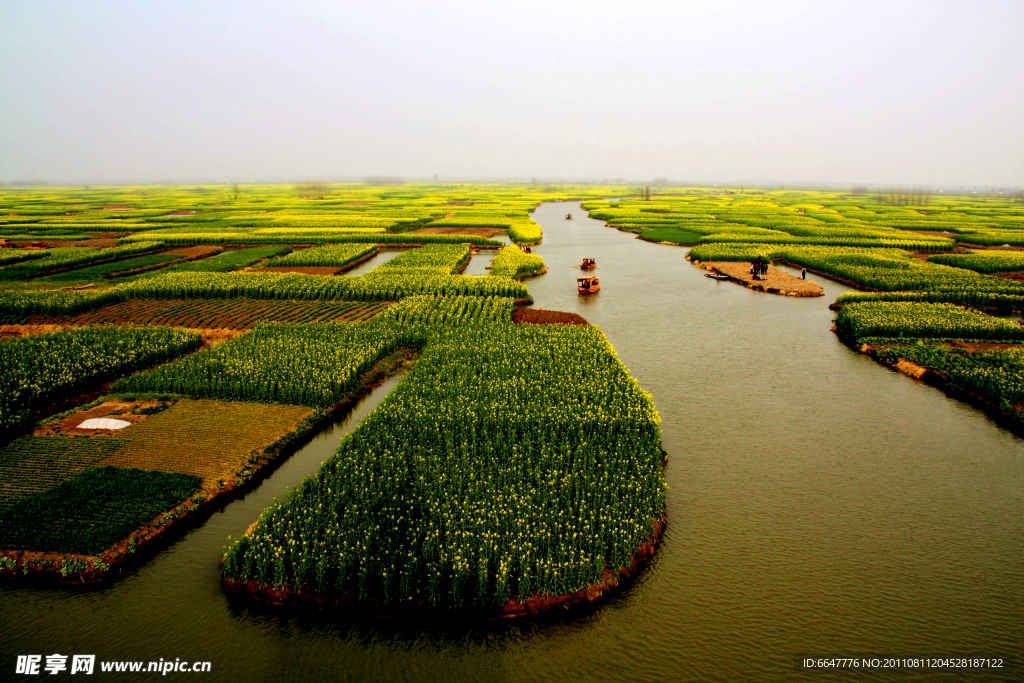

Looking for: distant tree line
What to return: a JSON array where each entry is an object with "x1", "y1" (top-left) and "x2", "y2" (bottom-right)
[{"x1": 876, "y1": 187, "x2": 932, "y2": 206}]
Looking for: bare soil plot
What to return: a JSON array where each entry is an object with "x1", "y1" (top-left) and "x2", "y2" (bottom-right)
[
  {"x1": 165, "y1": 245, "x2": 222, "y2": 259},
  {"x1": 695, "y1": 261, "x2": 825, "y2": 297},
  {"x1": 46, "y1": 299, "x2": 391, "y2": 329},
  {"x1": 34, "y1": 398, "x2": 172, "y2": 437},
  {"x1": 513, "y1": 308, "x2": 589, "y2": 325},
  {"x1": 97, "y1": 399, "x2": 313, "y2": 487}
]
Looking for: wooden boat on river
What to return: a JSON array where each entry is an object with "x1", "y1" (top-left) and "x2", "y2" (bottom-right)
[
  {"x1": 577, "y1": 276, "x2": 600, "y2": 294},
  {"x1": 565, "y1": 213, "x2": 573, "y2": 219},
  {"x1": 579, "y1": 258, "x2": 596, "y2": 270},
  {"x1": 705, "y1": 272, "x2": 729, "y2": 280}
]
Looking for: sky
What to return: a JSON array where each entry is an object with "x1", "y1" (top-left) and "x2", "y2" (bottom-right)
[{"x1": 1, "y1": 0, "x2": 1022, "y2": 187}]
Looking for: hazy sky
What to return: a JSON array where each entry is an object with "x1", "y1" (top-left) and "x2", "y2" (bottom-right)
[{"x1": 1, "y1": 1, "x2": 1022, "y2": 186}]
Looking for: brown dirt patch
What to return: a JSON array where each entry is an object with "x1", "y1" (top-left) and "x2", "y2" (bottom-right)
[
  {"x1": 41, "y1": 238, "x2": 120, "y2": 248},
  {"x1": 35, "y1": 399, "x2": 172, "y2": 437},
  {"x1": 165, "y1": 245, "x2": 222, "y2": 258},
  {"x1": 995, "y1": 272, "x2": 1024, "y2": 281},
  {"x1": 694, "y1": 260, "x2": 825, "y2": 297},
  {"x1": 513, "y1": 308, "x2": 589, "y2": 325},
  {"x1": 37, "y1": 299, "x2": 389, "y2": 329},
  {"x1": 0, "y1": 324, "x2": 68, "y2": 341},
  {"x1": 161, "y1": 210, "x2": 196, "y2": 217},
  {"x1": 412, "y1": 227, "x2": 501, "y2": 237},
  {"x1": 258, "y1": 266, "x2": 343, "y2": 276},
  {"x1": 945, "y1": 340, "x2": 1022, "y2": 351},
  {"x1": 910, "y1": 230, "x2": 956, "y2": 238}
]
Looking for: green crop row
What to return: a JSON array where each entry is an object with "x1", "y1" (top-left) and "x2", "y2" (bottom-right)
[
  {"x1": 0, "y1": 466, "x2": 202, "y2": 556},
  {"x1": 113, "y1": 322, "x2": 411, "y2": 407},
  {"x1": 41, "y1": 252, "x2": 181, "y2": 281},
  {"x1": 119, "y1": 232, "x2": 503, "y2": 247},
  {"x1": 134, "y1": 245, "x2": 290, "y2": 277},
  {"x1": 117, "y1": 268, "x2": 527, "y2": 302},
  {"x1": 872, "y1": 344, "x2": 1024, "y2": 412},
  {"x1": 0, "y1": 250, "x2": 49, "y2": 267},
  {"x1": 222, "y1": 296, "x2": 665, "y2": 609},
  {"x1": 834, "y1": 302, "x2": 1024, "y2": 345},
  {"x1": 698, "y1": 233, "x2": 953, "y2": 250},
  {"x1": 508, "y1": 222, "x2": 542, "y2": 244},
  {"x1": 0, "y1": 326, "x2": 202, "y2": 438},
  {"x1": 489, "y1": 246, "x2": 545, "y2": 278},
  {"x1": 372, "y1": 244, "x2": 469, "y2": 274},
  {"x1": 0, "y1": 242, "x2": 164, "y2": 279},
  {"x1": 262, "y1": 244, "x2": 376, "y2": 268},
  {"x1": 834, "y1": 290, "x2": 1024, "y2": 311},
  {"x1": 928, "y1": 250, "x2": 1024, "y2": 274}
]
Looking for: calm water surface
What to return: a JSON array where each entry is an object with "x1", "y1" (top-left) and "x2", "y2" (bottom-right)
[{"x1": 2, "y1": 203, "x2": 1022, "y2": 681}]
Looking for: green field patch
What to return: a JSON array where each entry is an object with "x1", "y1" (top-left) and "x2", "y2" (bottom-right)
[
  {"x1": 261, "y1": 243, "x2": 375, "y2": 268},
  {"x1": 40, "y1": 253, "x2": 180, "y2": 282},
  {"x1": 872, "y1": 344, "x2": 1024, "y2": 411},
  {"x1": 929, "y1": 250, "x2": 1024, "y2": 274},
  {"x1": 223, "y1": 296, "x2": 666, "y2": 611},
  {"x1": 638, "y1": 227, "x2": 703, "y2": 244},
  {"x1": 489, "y1": 246, "x2": 545, "y2": 278},
  {"x1": 0, "y1": 466, "x2": 201, "y2": 555},
  {"x1": 0, "y1": 436, "x2": 127, "y2": 511},
  {"x1": 834, "y1": 302, "x2": 1024, "y2": 345},
  {"x1": 1, "y1": 326, "x2": 202, "y2": 438},
  {"x1": 113, "y1": 322, "x2": 412, "y2": 407},
  {"x1": 132, "y1": 245, "x2": 290, "y2": 277},
  {"x1": 97, "y1": 399, "x2": 313, "y2": 485}
]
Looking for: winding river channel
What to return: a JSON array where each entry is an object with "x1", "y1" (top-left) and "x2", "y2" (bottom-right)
[{"x1": 2, "y1": 202, "x2": 1023, "y2": 681}]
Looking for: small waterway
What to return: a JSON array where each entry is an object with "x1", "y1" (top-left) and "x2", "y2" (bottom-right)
[
  {"x1": 2, "y1": 205, "x2": 1023, "y2": 681},
  {"x1": 343, "y1": 249, "x2": 404, "y2": 276},
  {"x1": 462, "y1": 251, "x2": 495, "y2": 276}
]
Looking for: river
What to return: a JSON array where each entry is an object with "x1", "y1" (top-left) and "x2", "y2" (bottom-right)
[{"x1": 2, "y1": 202, "x2": 1022, "y2": 681}]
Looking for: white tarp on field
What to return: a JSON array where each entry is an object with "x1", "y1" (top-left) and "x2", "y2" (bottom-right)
[{"x1": 76, "y1": 418, "x2": 131, "y2": 430}]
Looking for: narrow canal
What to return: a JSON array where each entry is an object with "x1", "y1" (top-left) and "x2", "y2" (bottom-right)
[{"x1": 1, "y1": 203, "x2": 1021, "y2": 681}]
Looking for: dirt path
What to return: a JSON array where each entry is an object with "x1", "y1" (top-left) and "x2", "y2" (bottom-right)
[{"x1": 691, "y1": 260, "x2": 824, "y2": 297}]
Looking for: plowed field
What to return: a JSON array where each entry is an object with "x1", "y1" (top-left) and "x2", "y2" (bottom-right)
[{"x1": 49, "y1": 299, "x2": 392, "y2": 329}]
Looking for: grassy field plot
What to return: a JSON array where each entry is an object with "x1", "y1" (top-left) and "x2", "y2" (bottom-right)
[
  {"x1": 223, "y1": 297, "x2": 667, "y2": 613},
  {"x1": 260, "y1": 243, "x2": 375, "y2": 268},
  {"x1": 132, "y1": 245, "x2": 289, "y2": 276},
  {"x1": 0, "y1": 466, "x2": 201, "y2": 556},
  {"x1": 40, "y1": 253, "x2": 182, "y2": 281},
  {"x1": 97, "y1": 399, "x2": 313, "y2": 485},
  {"x1": 0, "y1": 436, "x2": 127, "y2": 510},
  {"x1": 1, "y1": 326, "x2": 202, "y2": 438},
  {"x1": 929, "y1": 250, "x2": 1024, "y2": 274},
  {"x1": 835, "y1": 302, "x2": 1024, "y2": 345},
  {"x1": 113, "y1": 322, "x2": 409, "y2": 406}
]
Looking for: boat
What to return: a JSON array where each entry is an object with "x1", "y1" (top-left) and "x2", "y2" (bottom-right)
[
  {"x1": 565, "y1": 213, "x2": 573, "y2": 220},
  {"x1": 577, "y1": 276, "x2": 600, "y2": 294},
  {"x1": 579, "y1": 258, "x2": 596, "y2": 270},
  {"x1": 705, "y1": 272, "x2": 729, "y2": 280}
]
